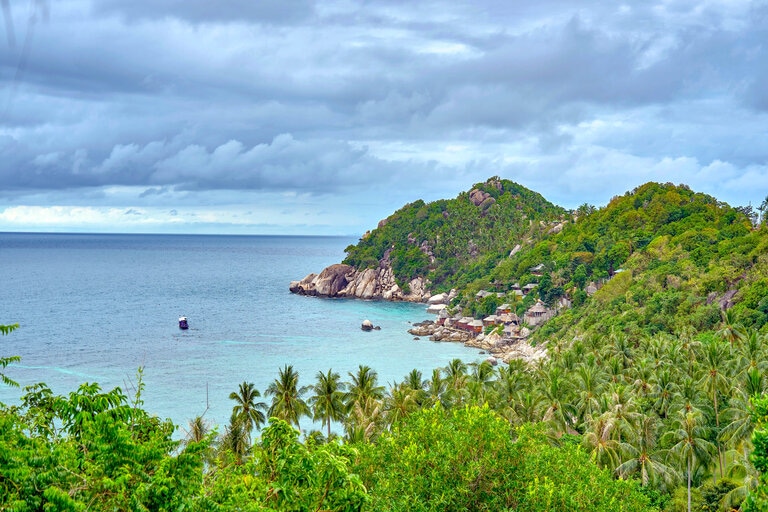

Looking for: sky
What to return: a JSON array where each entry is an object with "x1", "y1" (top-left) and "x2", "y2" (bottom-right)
[{"x1": 0, "y1": 0, "x2": 766, "y2": 235}]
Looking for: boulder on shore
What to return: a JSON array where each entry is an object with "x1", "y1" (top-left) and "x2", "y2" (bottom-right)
[{"x1": 290, "y1": 262, "x2": 431, "y2": 302}]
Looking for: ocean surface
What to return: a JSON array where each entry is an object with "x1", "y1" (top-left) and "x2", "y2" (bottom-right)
[{"x1": 0, "y1": 233, "x2": 481, "y2": 432}]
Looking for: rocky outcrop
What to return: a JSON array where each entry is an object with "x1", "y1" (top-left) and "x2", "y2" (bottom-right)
[
  {"x1": 407, "y1": 320, "x2": 547, "y2": 365},
  {"x1": 290, "y1": 262, "x2": 431, "y2": 302}
]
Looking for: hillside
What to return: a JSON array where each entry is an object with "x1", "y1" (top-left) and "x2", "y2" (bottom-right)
[
  {"x1": 455, "y1": 182, "x2": 768, "y2": 345},
  {"x1": 342, "y1": 176, "x2": 566, "y2": 292},
  {"x1": 338, "y1": 179, "x2": 768, "y2": 346}
]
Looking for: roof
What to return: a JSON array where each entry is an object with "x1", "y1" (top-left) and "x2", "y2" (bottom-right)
[{"x1": 528, "y1": 302, "x2": 548, "y2": 314}]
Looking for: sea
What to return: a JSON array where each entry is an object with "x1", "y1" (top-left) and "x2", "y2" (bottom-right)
[{"x1": 0, "y1": 233, "x2": 481, "y2": 432}]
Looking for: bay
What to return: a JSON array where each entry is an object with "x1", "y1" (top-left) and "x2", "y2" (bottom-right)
[{"x1": 0, "y1": 233, "x2": 481, "y2": 431}]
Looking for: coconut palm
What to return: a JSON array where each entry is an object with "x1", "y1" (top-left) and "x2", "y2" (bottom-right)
[
  {"x1": 610, "y1": 329, "x2": 634, "y2": 369},
  {"x1": 737, "y1": 328, "x2": 767, "y2": 376},
  {"x1": 466, "y1": 360, "x2": 497, "y2": 406},
  {"x1": 650, "y1": 367, "x2": 678, "y2": 420},
  {"x1": 574, "y1": 360, "x2": 606, "y2": 428},
  {"x1": 424, "y1": 368, "x2": 449, "y2": 409},
  {"x1": 616, "y1": 414, "x2": 678, "y2": 488},
  {"x1": 185, "y1": 415, "x2": 210, "y2": 445},
  {"x1": 308, "y1": 369, "x2": 346, "y2": 439},
  {"x1": 265, "y1": 365, "x2": 310, "y2": 430},
  {"x1": 222, "y1": 412, "x2": 250, "y2": 464},
  {"x1": 346, "y1": 365, "x2": 385, "y2": 410},
  {"x1": 697, "y1": 336, "x2": 733, "y2": 479},
  {"x1": 345, "y1": 395, "x2": 384, "y2": 443},
  {"x1": 402, "y1": 368, "x2": 427, "y2": 406},
  {"x1": 229, "y1": 381, "x2": 267, "y2": 442},
  {"x1": 444, "y1": 358, "x2": 468, "y2": 404},
  {"x1": 583, "y1": 413, "x2": 623, "y2": 471},
  {"x1": 719, "y1": 369, "x2": 763, "y2": 460},
  {"x1": 602, "y1": 383, "x2": 641, "y2": 445},
  {"x1": 384, "y1": 382, "x2": 419, "y2": 426},
  {"x1": 717, "y1": 308, "x2": 745, "y2": 346},
  {"x1": 537, "y1": 366, "x2": 577, "y2": 435},
  {"x1": 662, "y1": 410, "x2": 715, "y2": 512}
]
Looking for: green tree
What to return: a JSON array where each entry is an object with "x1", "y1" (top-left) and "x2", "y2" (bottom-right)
[
  {"x1": 0, "y1": 323, "x2": 20, "y2": 388},
  {"x1": 308, "y1": 368, "x2": 347, "y2": 439},
  {"x1": 744, "y1": 394, "x2": 768, "y2": 510},
  {"x1": 229, "y1": 380, "x2": 267, "y2": 442},
  {"x1": 265, "y1": 365, "x2": 310, "y2": 430},
  {"x1": 663, "y1": 410, "x2": 715, "y2": 512}
]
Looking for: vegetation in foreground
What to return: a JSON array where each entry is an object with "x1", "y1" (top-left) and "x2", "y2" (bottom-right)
[{"x1": 5, "y1": 318, "x2": 768, "y2": 510}]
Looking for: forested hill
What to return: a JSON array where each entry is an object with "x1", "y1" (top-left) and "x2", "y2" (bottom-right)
[
  {"x1": 343, "y1": 176, "x2": 567, "y2": 291},
  {"x1": 344, "y1": 178, "x2": 768, "y2": 341},
  {"x1": 456, "y1": 181, "x2": 768, "y2": 342}
]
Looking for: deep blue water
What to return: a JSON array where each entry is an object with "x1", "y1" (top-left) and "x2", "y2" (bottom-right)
[{"x1": 0, "y1": 233, "x2": 481, "y2": 431}]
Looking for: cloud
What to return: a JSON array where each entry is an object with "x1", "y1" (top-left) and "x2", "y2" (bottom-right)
[
  {"x1": 0, "y1": 0, "x2": 766, "y2": 234},
  {"x1": 93, "y1": 0, "x2": 317, "y2": 25}
]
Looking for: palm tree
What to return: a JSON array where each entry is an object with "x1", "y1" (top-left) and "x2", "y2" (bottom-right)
[
  {"x1": 602, "y1": 383, "x2": 641, "y2": 445},
  {"x1": 467, "y1": 360, "x2": 497, "y2": 406},
  {"x1": 583, "y1": 413, "x2": 623, "y2": 471},
  {"x1": 717, "y1": 308, "x2": 745, "y2": 346},
  {"x1": 444, "y1": 358, "x2": 468, "y2": 405},
  {"x1": 229, "y1": 381, "x2": 267, "y2": 442},
  {"x1": 185, "y1": 415, "x2": 210, "y2": 444},
  {"x1": 616, "y1": 414, "x2": 678, "y2": 488},
  {"x1": 222, "y1": 412, "x2": 250, "y2": 464},
  {"x1": 345, "y1": 396, "x2": 384, "y2": 443},
  {"x1": 650, "y1": 367, "x2": 678, "y2": 420},
  {"x1": 346, "y1": 365, "x2": 384, "y2": 408},
  {"x1": 308, "y1": 369, "x2": 346, "y2": 439},
  {"x1": 402, "y1": 368, "x2": 427, "y2": 406},
  {"x1": 384, "y1": 382, "x2": 419, "y2": 426},
  {"x1": 424, "y1": 368, "x2": 449, "y2": 409},
  {"x1": 265, "y1": 365, "x2": 310, "y2": 430},
  {"x1": 610, "y1": 329, "x2": 634, "y2": 369},
  {"x1": 537, "y1": 366, "x2": 577, "y2": 435},
  {"x1": 662, "y1": 410, "x2": 715, "y2": 512},
  {"x1": 496, "y1": 362, "x2": 532, "y2": 421},
  {"x1": 697, "y1": 336, "x2": 733, "y2": 479},
  {"x1": 574, "y1": 361, "x2": 606, "y2": 428},
  {"x1": 719, "y1": 369, "x2": 763, "y2": 461},
  {"x1": 737, "y1": 328, "x2": 766, "y2": 375}
]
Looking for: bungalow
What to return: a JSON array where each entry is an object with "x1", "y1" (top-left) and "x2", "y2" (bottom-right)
[
  {"x1": 483, "y1": 315, "x2": 499, "y2": 327},
  {"x1": 496, "y1": 304, "x2": 512, "y2": 315},
  {"x1": 522, "y1": 283, "x2": 537, "y2": 294},
  {"x1": 498, "y1": 312, "x2": 520, "y2": 325},
  {"x1": 524, "y1": 300, "x2": 551, "y2": 327},
  {"x1": 476, "y1": 290, "x2": 493, "y2": 299},
  {"x1": 530, "y1": 263, "x2": 546, "y2": 276},
  {"x1": 436, "y1": 308, "x2": 450, "y2": 326},
  {"x1": 456, "y1": 316, "x2": 474, "y2": 331},
  {"x1": 469, "y1": 319, "x2": 484, "y2": 334}
]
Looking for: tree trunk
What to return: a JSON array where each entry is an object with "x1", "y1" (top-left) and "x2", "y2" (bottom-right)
[{"x1": 687, "y1": 455, "x2": 692, "y2": 512}]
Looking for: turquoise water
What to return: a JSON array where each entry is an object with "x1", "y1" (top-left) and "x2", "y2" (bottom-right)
[{"x1": 0, "y1": 233, "x2": 481, "y2": 430}]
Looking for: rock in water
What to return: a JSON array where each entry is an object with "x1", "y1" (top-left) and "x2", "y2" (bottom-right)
[{"x1": 361, "y1": 319, "x2": 374, "y2": 331}]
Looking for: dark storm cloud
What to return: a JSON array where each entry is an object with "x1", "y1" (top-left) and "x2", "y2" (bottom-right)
[
  {"x1": 93, "y1": 0, "x2": 317, "y2": 25},
  {"x1": 1, "y1": 0, "x2": 767, "y2": 233}
]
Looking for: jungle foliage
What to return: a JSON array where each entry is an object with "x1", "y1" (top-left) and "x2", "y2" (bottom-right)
[{"x1": 342, "y1": 177, "x2": 566, "y2": 291}]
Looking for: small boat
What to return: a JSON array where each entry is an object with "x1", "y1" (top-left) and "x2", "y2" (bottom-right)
[{"x1": 179, "y1": 316, "x2": 189, "y2": 330}]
